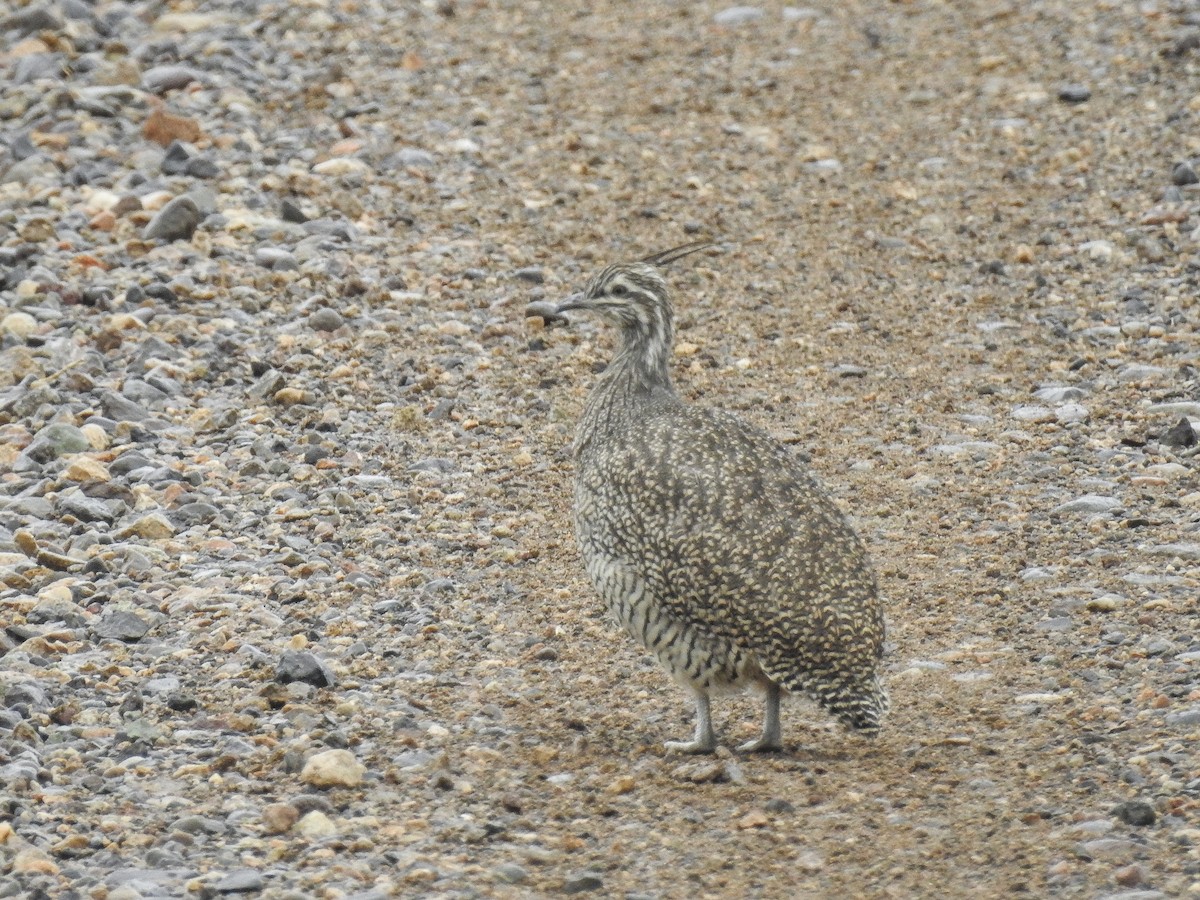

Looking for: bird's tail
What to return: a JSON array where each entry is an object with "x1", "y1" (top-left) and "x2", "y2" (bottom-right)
[{"x1": 821, "y1": 672, "x2": 889, "y2": 736}]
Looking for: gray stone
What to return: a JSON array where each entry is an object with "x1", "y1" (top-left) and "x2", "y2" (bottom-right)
[
  {"x1": 1164, "y1": 706, "x2": 1200, "y2": 727},
  {"x1": 714, "y1": 6, "x2": 764, "y2": 25},
  {"x1": 59, "y1": 494, "x2": 121, "y2": 523},
  {"x1": 144, "y1": 196, "x2": 202, "y2": 241},
  {"x1": 25, "y1": 423, "x2": 90, "y2": 462},
  {"x1": 1161, "y1": 417, "x2": 1196, "y2": 448},
  {"x1": 1034, "y1": 617, "x2": 1073, "y2": 633},
  {"x1": 1172, "y1": 160, "x2": 1199, "y2": 186},
  {"x1": 93, "y1": 609, "x2": 150, "y2": 643},
  {"x1": 494, "y1": 863, "x2": 529, "y2": 884},
  {"x1": 514, "y1": 266, "x2": 545, "y2": 284},
  {"x1": 255, "y1": 248, "x2": 298, "y2": 271},
  {"x1": 275, "y1": 650, "x2": 336, "y2": 688},
  {"x1": 1112, "y1": 800, "x2": 1156, "y2": 827},
  {"x1": 1058, "y1": 84, "x2": 1092, "y2": 103},
  {"x1": 1, "y1": 5, "x2": 63, "y2": 34},
  {"x1": 27, "y1": 597, "x2": 90, "y2": 628},
  {"x1": 169, "y1": 814, "x2": 226, "y2": 835},
  {"x1": 249, "y1": 369, "x2": 286, "y2": 400},
  {"x1": 214, "y1": 869, "x2": 265, "y2": 893},
  {"x1": 1053, "y1": 495, "x2": 1121, "y2": 515},
  {"x1": 390, "y1": 147, "x2": 435, "y2": 167},
  {"x1": 142, "y1": 65, "x2": 205, "y2": 94},
  {"x1": 1143, "y1": 543, "x2": 1200, "y2": 560},
  {"x1": 308, "y1": 308, "x2": 345, "y2": 331},
  {"x1": 1033, "y1": 386, "x2": 1087, "y2": 404},
  {"x1": 101, "y1": 389, "x2": 152, "y2": 422},
  {"x1": 562, "y1": 872, "x2": 604, "y2": 894},
  {"x1": 122, "y1": 378, "x2": 169, "y2": 404}
]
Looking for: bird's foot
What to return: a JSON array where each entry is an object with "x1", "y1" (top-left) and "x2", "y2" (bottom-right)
[
  {"x1": 736, "y1": 734, "x2": 783, "y2": 754},
  {"x1": 664, "y1": 736, "x2": 717, "y2": 755}
]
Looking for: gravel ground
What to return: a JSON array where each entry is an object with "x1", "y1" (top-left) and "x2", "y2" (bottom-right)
[{"x1": 2, "y1": 0, "x2": 1200, "y2": 897}]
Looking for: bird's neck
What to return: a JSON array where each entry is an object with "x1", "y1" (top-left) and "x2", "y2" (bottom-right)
[
  {"x1": 575, "y1": 324, "x2": 679, "y2": 457},
  {"x1": 608, "y1": 322, "x2": 675, "y2": 395}
]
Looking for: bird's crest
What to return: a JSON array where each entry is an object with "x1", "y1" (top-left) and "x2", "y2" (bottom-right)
[{"x1": 640, "y1": 241, "x2": 714, "y2": 267}]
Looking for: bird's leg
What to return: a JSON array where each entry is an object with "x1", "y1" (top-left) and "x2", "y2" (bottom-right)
[
  {"x1": 738, "y1": 681, "x2": 783, "y2": 753},
  {"x1": 664, "y1": 691, "x2": 717, "y2": 754}
]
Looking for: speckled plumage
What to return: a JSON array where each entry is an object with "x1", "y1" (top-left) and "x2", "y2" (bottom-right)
[{"x1": 558, "y1": 243, "x2": 888, "y2": 753}]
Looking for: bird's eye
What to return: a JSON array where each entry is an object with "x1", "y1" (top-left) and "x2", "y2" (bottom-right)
[{"x1": 610, "y1": 284, "x2": 627, "y2": 297}]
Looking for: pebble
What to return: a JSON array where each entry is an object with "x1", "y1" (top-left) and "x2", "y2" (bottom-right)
[
  {"x1": 255, "y1": 247, "x2": 298, "y2": 271},
  {"x1": 1058, "y1": 83, "x2": 1092, "y2": 103},
  {"x1": 143, "y1": 196, "x2": 202, "y2": 241},
  {"x1": 1055, "y1": 403, "x2": 1089, "y2": 424},
  {"x1": 262, "y1": 804, "x2": 299, "y2": 834},
  {"x1": 276, "y1": 650, "x2": 336, "y2": 688},
  {"x1": 1053, "y1": 495, "x2": 1121, "y2": 515},
  {"x1": 307, "y1": 308, "x2": 345, "y2": 331},
  {"x1": 514, "y1": 266, "x2": 545, "y2": 284},
  {"x1": 2, "y1": 311, "x2": 38, "y2": 338},
  {"x1": 213, "y1": 870, "x2": 265, "y2": 893},
  {"x1": 93, "y1": 609, "x2": 150, "y2": 643},
  {"x1": 141, "y1": 65, "x2": 205, "y2": 94},
  {"x1": 714, "y1": 6, "x2": 765, "y2": 25},
  {"x1": 561, "y1": 872, "x2": 605, "y2": 894},
  {"x1": 295, "y1": 810, "x2": 337, "y2": 838},
  {"x1": 1160, "y1": 417, "x2": 1196, "y2": 448},
  {"x1": 1112, "y1": 801, "x2": 1157, "y2": 827},
  {"x1": 494, "y1": 863, "x2": 530, "y2": 884},
  {"x1": 300, "y1": 749, "x2": 365, "y2": 788},
  {"x1": 1171, "y1": 160, "x2": 1199, "y2": 186}
]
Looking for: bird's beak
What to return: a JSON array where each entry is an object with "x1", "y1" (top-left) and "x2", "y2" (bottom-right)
[{"x1": 555, "y1": 292, "x2": 587, "y2": 315}]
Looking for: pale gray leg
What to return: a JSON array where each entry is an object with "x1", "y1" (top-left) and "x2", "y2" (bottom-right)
[
  {"x1": 738, "y1": 682, "x2": 783, "y2": 753},
  {"x1": 664, "y1": 691, "x2": 717, "y2": 754}
]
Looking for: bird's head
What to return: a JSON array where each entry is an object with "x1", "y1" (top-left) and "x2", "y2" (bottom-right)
[{"x1": 555, "y1": 241, "x2": 711, "y2": 336}]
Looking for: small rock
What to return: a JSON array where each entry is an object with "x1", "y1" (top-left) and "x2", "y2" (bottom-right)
[
  {"x1": 93, "y1": 609, "x2": 150, "y2": 643},
  {"x1": 143, "y1": 196, "x2": 202, "y2": 241},
  {"x1": 248, "y1": 370, "x2": 286, "y2": 400},
  {"x1": 525, "y1": 300, "x2": 566, "y2": 324},
  {"x1": 1171, "y1": 160, "x2": 1199, "y2": 186},
  {"x1": 2, "y1": 312, "x2": 38, "y2": 338},
  {"x1": 1011, "y1": 405, "x2": 1055, "y2": 423},
  {"x1": 12, "y1": 847, "x2": 59, "y2": 876},
  {"x1": 1033, "y1": 385, "x2": 1087, "y2": 402},
  {"x1": 308, "y1": 308, "x2": 345, "y2": 331},
  {"x1": 1053, "y1": 495, "x2": 1121, "y2": 515},
  {"x1": 26, "y1": 423, "x2": 90, "y2": 462},
  {"x1": 63, "y1": 455, "x2": 111, "y2": 482},
  {"x1": 276, "y1": 650, "x2": 336, "y2": 688},
  {"x1": 1114, "y1": 864, "x2": 1149, "y2": 887},
  {"x1": 1161, "y1": 417, "x2": 1196, "y2": 448},
  {"x1": 280, "y1": 199, "x2": 308, "y2": 223},
  {"x1": 514, "y1": 266, "x2": 545, "y2": 284},
  {"x1": 714, "y1": 6, "x2": 764, "y2": 25},
  {"x1": 1055, "y1": 403, "x2": 1089, "y2": 424},
  {"x1": 214, "y1": 870, "x2": 265, "y2": 894},
  {"x1": 295, "y1": 809, "x2": 337, "y2": 838},
  {"x1": 255, "y1": 248, "x2": 298, "y2": 271},
  {"x1": 1058, "y1": 84, "x2": 1092, "y2": 103},
  {"x1": 118, "y1": 513, "x2": 175, "y2": 540},
  {"x1": 143, "y1": 108, "x2": 203, "y2": 147},
  {"x1": 562, "y1": 872, "x2": 604, "y2": 894},
  {"x1": 261, "y1": 803, "x2": 299, "y2": 834},
  {"x1": 300, "y1": 749, "x2": 364, "y2": 788},
  {"x1": 494, "y1": 863, "x2": 529, "y2": 884},
  {"x1": 142, "y1": 65, "x2": 204, "y2": 94},
  {"x1": 1112, "y1": 800, "x2": 1156, "y2": 827},
  {"x1": 1077, "y1": 838, "x2": 1138, "y2": 861}
]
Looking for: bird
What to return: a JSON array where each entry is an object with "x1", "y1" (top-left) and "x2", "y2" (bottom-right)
[{"x1": 555, "y1": 241, "x2": 888, "y2": 754}]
